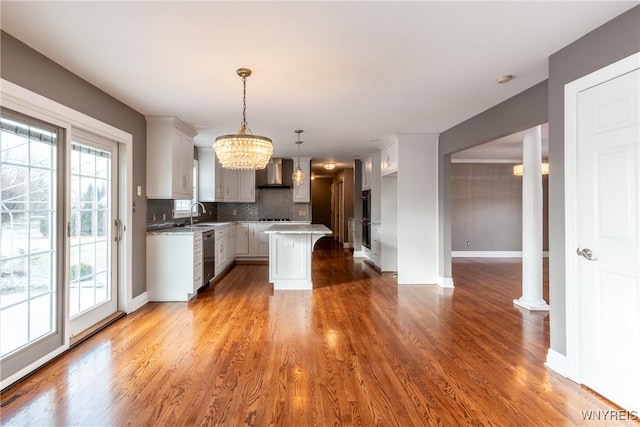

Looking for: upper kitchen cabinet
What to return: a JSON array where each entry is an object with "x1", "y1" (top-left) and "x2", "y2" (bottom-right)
[
  {"x1": 146, "y1": 116, "x2": 197, "y2": 199},
  {"x1": 362, "y1": 152, "x2": 380, "y2": 191},
  {"x1": 197, "y1": 148, "x2": 223, "y2": 202},
  {"x1": 362, "y1": 156, "x2": 372, "y2": 190},
  {"x1": 381, "y1": 140, "x2": 398, "y2": 176},
  {"x1": 223, "y1": 169, "x2": 255, "y2": 202},
  {"x1": 198, "y1": 148, "x2": 255, "y2": 203},
  {"x1": 293, "y1": 157, "x2": 311, "y2": 203}
]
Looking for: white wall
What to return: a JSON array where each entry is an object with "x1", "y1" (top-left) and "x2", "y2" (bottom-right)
[{"x1": 396, "y1": 133, "x2": 440, "y2": 284}]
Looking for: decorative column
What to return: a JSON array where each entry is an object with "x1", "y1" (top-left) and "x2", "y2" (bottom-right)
[{"x1": 514, "y1": 125, "x2": 549, "y2": 311}]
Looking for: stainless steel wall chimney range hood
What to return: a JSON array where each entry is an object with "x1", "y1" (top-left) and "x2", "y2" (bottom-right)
[{"x1": 257, "y1": 158, "x2": 292, "y2": 188}]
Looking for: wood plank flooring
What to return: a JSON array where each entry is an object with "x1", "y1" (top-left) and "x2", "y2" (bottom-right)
[{"x1": 2, "y1": 239, "x2": 637, "y2": 426}]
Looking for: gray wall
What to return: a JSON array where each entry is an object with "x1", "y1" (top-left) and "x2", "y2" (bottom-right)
[
  {"x1": 451, "y1": 163, "x2": 549, "y2": 252},
  {"x1": 333, "y1": 168, "x2": 355, "y2": 242},
  {"x1": 439, "y1": 5, "x2": 639, "y2": 357},
  {"x1": 1, "y1": 31, "x2": 148, "y2": 298},
  {"x1": 311, "y1": 177, "x2": 333, "y2": 229},
  {"x1": 547, "y1": 5, "x2": 640, "y2": 355},
  {"x1": 439, "y1": 81, "x2": 548, "y2": 275}
]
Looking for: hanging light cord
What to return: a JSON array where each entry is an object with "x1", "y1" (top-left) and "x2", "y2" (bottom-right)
[{"x1": 240, "y1": 76, "x2": 248, "y2": 132}]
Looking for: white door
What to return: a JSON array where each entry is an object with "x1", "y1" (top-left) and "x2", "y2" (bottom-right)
[
  {"x1": 68, "y1": 130, "x2": 120, "y2": 338},
  {"x1": 577, "y1": 68, "x2": 639, "y2": 411}
]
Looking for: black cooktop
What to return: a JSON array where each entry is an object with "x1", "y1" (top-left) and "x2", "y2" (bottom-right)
[{"x1": 258, "y1": 218, "x2": 290, "y2": 222}]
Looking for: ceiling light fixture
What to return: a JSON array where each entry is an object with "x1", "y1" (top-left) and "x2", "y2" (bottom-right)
[
  {"x1": 496, "y1": 74, "x2": 514, "y2": 84},
  {"x1": 513, "y1": 162, "x2": 549, "y2": 176},
  {"x1": 213, "y1": 68, "x2": 273, "y2": 170},
  {"x1": 292, "y1": 130, "x2": 305, "y2": 185},
  {"x1": 323, "y1": 162, "x2": 336, "y2": 171}
]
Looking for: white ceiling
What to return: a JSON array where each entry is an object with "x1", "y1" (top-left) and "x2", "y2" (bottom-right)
[{"x1": 1, "y1": 1, "x2": 635, "y2": 175}]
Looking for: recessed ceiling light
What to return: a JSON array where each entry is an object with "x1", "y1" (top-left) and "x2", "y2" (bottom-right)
[{"x1": 496, "y1": 75, "x2": 514, "y2": 84}]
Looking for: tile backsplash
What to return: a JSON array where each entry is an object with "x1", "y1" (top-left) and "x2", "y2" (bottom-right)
[
  {"x1": 146, "y1": 199, "x2": 217, "y2": 229},
  {"x1": 146, "y1": 188, "x2": 310, "y2": 229},
  {"x1": 217, "y1": 188, "x2": 311, "y2": 222}
]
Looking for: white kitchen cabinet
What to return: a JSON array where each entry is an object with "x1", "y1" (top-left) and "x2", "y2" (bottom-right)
[
  {"x1": 214, "y1": 224, "x2": 236, "y2": 276},
  {"x1": 293, "y1": 157, "x2": 311, "y2": 203},
  {"x1": 223, "y1": 169, "x2": 256, "y2": 202},
  {"x1": 197, "y1": 148, "x2": 224, "y2": 202},
  {"x1": 235, "y1": 222, "x2": 249, "y2": 255},
  {"x1": 198, "y1": 148, "x2": 255, "y2": 203},
  {"x1": 237, "y1": 170, "x2": 256, "y2": 202},
  {"x1": 371, "y1": 223, "x2": 381, "y2": 267},
  {"x1": 146, "y1": 116, "x2": 197, "y2": 199},
  {"x1": 146, "y1": 231, "x2": 202, "y2": 301},
  {"x1": 362, "y1": 156, "x2": 373, "y2": 191},
  {"x1": 249, "y1": 223, "x2": 271, "y2": 257},
  {"x1": 381, "y1": 141, "x2": 398, "y2": 176}
]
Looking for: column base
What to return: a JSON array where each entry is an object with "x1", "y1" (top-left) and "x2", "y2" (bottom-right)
[{"x1": 513, "y1": 298, "x2": 550, "y2": 311}]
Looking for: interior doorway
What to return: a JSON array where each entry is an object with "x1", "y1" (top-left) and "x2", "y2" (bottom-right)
[{"x1": 564, "y1": 54, "x2": 639, "y2": 412}]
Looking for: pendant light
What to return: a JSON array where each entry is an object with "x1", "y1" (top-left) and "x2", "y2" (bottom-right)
[
  {"x1": 292, "y1": 129, "x2": 305, "y2": 185},
  {"x1": 214, "y1": 68, "x2": 273, "y2": 170}
]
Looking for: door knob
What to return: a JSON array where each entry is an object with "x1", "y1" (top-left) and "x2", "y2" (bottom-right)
[{"x1": 576, "y1": 247, "x2": 596, "y2": 261}]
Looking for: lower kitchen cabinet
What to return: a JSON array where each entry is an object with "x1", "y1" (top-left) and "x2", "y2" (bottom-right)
[
  {"x1": 249, "y1": 223, "x2": 271, "y2": 257},
  {"x1": 235, "y1": 222, "x2": 249, "y2": 255},
  {"x1": 214, "y1": 224, "x2": 235, "y2": 276},
  {"x1": 369, "y1": 223, "x2": 381, "y2": 267},
  {"x1": 146, "y1": 231, "x2": 202, "y2": 301}
]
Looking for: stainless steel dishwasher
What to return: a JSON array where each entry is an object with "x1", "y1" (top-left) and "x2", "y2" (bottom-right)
[{"x1": 202, "y1": 230, "x2": 215, "y2": 285}]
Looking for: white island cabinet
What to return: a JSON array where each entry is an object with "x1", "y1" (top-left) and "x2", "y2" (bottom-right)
[{"x1": 265, "y1": 224, "x2": 332, "y2": 290}]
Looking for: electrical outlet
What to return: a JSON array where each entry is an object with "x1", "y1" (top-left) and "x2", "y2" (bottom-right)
[
  {"x1": 233, "y1": 209, "x2": 237, "y2": 215},
  {"x1": 466, "y1": 240, "x2": 471, "y2": 247}
]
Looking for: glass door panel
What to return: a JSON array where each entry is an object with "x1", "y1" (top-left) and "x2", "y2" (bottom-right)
[
  {"x1": 68, "y1": 133, "x2": 118, "y2": 337},
  {"x1": 1, "y1": 112, "x2": 62, "y2": 380}
]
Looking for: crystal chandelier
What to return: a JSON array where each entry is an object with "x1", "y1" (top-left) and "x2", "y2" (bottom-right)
[
  {"x1": 214, "y1": 68, "x2": 273, "y2": 170},
  {"x1": 292, "y1": 129, "x2": 304, "y2": 185}
]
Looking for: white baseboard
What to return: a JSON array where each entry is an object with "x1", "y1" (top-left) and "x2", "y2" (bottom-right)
[
  {"x1": 452, "y1": 251, "x2": 550, "y2": 258},
  {"x1": 128, "y1": 292, "x2": 148, "y2": 313},
  {"x1": 352, "y1": 250, "x2": 366, "y2": 258},
  {"x1": 545, "y1": 348, "x2": 577, "y2": 380},
  {"x1": 438, "y1": 276, "x2": 455, "y2": 288}
]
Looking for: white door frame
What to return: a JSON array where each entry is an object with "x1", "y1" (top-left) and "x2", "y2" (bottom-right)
[
  {"x1": 0, "y1": 79, "x2": 134, "y2": 389},
  {"x1": 561, "y1": 52, "x2": 639, "y2": 382}
]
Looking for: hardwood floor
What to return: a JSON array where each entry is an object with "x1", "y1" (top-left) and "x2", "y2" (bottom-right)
[{"x1": 2, "y1": 239, "x2": 637, "y2": 426}]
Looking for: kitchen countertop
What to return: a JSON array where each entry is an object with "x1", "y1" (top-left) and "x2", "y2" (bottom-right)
[
  {"x1": 147, "y1": 221, "x2": 311, "y2": 235},
  {"x1": 146, "y1": 222, "x2": 233, "y2": 235},
  {"x1": 264, "y1": 224, "x2": 332, "y2": 235}
]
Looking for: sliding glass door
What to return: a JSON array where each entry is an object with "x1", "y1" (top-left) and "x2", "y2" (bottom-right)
[
  {"x1": 1, "y1": 111, "x2": 121, "y2": 381},
  {"x1": 0, "y1": 111, "x2": 64, "y2": 379},
  {"x1": 68, "y1": 131, "x2": 119, "y2": 337}
]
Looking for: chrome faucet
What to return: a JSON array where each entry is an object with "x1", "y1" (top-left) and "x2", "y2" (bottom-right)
[{"x1": 189, "y1": 202, "x2": 206, "y2": 227}]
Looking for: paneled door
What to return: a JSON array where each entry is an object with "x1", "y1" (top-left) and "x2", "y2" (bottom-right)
[
  {"x1": 577, "y1": 68, "x2": 639, "y2": 411},
  {"x1": 67, "y1": 130, "x2": 120, "y2": 338}
]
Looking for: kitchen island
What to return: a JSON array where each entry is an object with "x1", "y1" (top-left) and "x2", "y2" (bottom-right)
[{"x1": 265, "y1": 224, "x2": 332, "y2": 290}]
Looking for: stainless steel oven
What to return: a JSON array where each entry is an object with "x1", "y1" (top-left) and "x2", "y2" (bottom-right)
[{"x1": 362, "y1": 190, "x2": 371, "y2": 249}]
